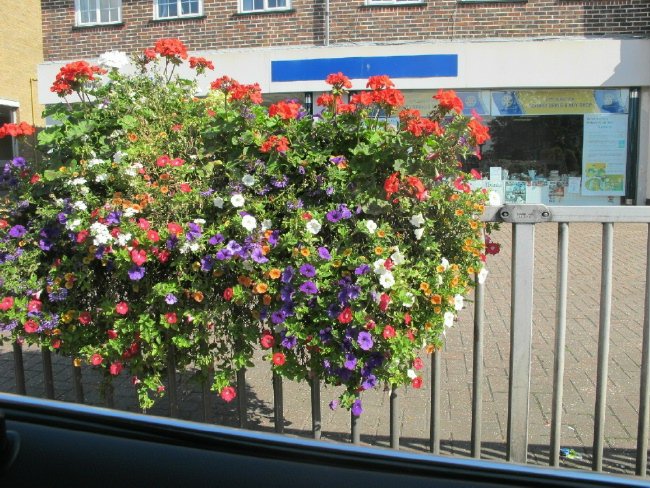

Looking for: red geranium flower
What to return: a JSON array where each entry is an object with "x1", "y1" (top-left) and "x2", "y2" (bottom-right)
[
  {"x1": 188, "y1": 56, "x2": 214, "y2": 73},
  {"x1": 24, "y1": 319, "x2": 39, "y2": 334},
  {"x1": 78, "y1": 311, "x2": 92, "y2": 325},
  {"x1": 325, "y1": 72, "x2": 352, "y2": 89},
  {"x1": 153, "y1": 38, "x2": 188, "y2": 61},
  {"x1": 260, "y1": 331, "x2": 275, "y2": 349},
  {"x1": 116, "y1": 302, "x2": 129, "y2": 315},
  {"x1": 434, "y1": 89, "x2": 464, "y2": 113},
  {"x1": 382, "y1": 325, "x2": 396, "y2": 339},
  {"x1": 269, "y1": 100, "x2": 302, "y2": 120},
  {"x1": 272, "y1": 352, "x2": 286, "y2": 366},
  {"x1": 384, "y1": 172, "x2": 400, "y2": 200},
  {"x1": 411, "y1": 376, "x2": 423, "y2": 389},
  {"x1": 91, "y1": 354, "x2": 103, "y2": 366},
  {"x1": 338, "y1": 307, "x2": 353, "y2": 324},
  {"x1": 220, "y1": 386, "x2": 237, "y2": 403},
  {"x1": 0, "y1": 296, "x2": 14, "y2": 311},
  {"x1": 223, "y1": 288, "x2": 234, "y2": 301}
]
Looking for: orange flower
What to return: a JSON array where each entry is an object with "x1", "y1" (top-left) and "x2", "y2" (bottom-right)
[
  {"x1": 426, "y1": 344, "x2": 436, "y2": 354},
  {"x1": 268, "y1": 268, "x2": 282, "y2": 280},
  {"x1": 431, "y1": 294, "x2": 442, "y2": 305},
  {"x1": 160, "y1": 186, "x2": 169, "y2": 194},
  {"x1": 300, "y1": 247, "x2": 310, "y2": 257},
  {"x1": 433, "y1": 306, "x2": 442, "y2": 314},
  {"x1": 455, "y1": 209, "x2": 464, "y2": 216},
  {"x1": 160, "y1": 173, "x2": 170, "y2": 180},
  {"x1": 449, "y1": 194, "x2": 460, "y2": 202},
  {"x1": 377, "y1": 230, "x2": 386, "y2": 238},
  {"x1": 436, "y1": 265, "x2": 445, "y2": 273},
  {"x1": 374, "y1": 247, "x2": 384, "y2": 255},
  {"x1": 127, "y1": 133, "x2": 138, "y2": 142},
  {"x1": 192, "y1": 291, "x2": 204, "y2": 303},
  {"x1": 254, "y1": 283, "x2": 268, "y2": 294},
  {"x1": 469, "y1": 221, "x2": 479, "y2": 230},
  {"x1": 261, "y1": 245, "x2": 271, "y2": 255},
  {"x1": 238, "y1": 275, "x2": 252, "y2": 287},
  {"x1": 419, "y1": 282, "x2": 430, "y2": 292},
  {"x1": 263, "y1": 294, "x2": 272, "y2": 305}
]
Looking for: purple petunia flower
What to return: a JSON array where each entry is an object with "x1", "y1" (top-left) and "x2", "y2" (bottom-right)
[
  {"x1": 8, "y1": 225, "x2": 26, "y2": 238},
  {"x1": 329, "y1": 399, "x2": 339, "y2": 410},
  {"x1": 128, "y1": 265, "x2": 146, "y2": 281},
  {"x1": 357, "y1": 331, "x2": 374, "y2": 351},
  {"x1": 361, "y1": 374, "x2": 377, "y2": 390},
  {"x1": 208, "y1": 234, "x2": 224, "y2": 245},
  {"x1": 318, "y1": 247, "x2": 331, "y2": 260},
  {"x1": 326, "y1": 209, "x2": 342, "y2": 223},
  {"x1": 200, "y1": 255, "x2": 215, "y2": 272},
  {"x1": 268, "y1": 230, "x2": 280, "y2": 246},
  {"x1": 271, "y1": 310, "x2": 287, "y2": 325},
  {"x1": 281, "y1": 266, "x2": 294, "y2": 284},
  {"x1": 299, "y1": 281, "x2": 318, "y2": 294},
  {"x1": 165, "y1": 294, "x2": 178, "y2": 305},
  {"x1": 351, "y1": 399, "x2": 363, "y2": 417},
  {"x1": 355, "y1": 264, "x2": 370, "y2": 275},
  {"x1": 39, "y1": 239, "x2": 53, "y2": 251},
  {"x1": 186, "y1": 223, "x2": 202, "y2": 242},
  {"x1": 105, "y1": 211, "x2": 122, "y2": 225},
  {"x1": 281, "y1": 332, "x2": 298, "y2": 349},
  {"x1": 299, "y1": 263, "x2": 316, "y2": 277},
  {"x1": 251, "y1": 247, "x2": 268, "y2": 264},
  {"x1": 11, "y1": 157, "x2": 26, "y2": 169},
  {"x1": 344, "y1": 353, "x2": 357, "y2": 371},
  {"x1": 200, "y1": 188, "x2": 215, "y2": 197}
]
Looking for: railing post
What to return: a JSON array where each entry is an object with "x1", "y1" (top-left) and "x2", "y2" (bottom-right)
[
  {"x1": 167, "y1": 340, "x2": 178, "y2": 418},
  {"x1": 506, "y1": 222, "x2": 536, "y2": 464},
  {"x1": 351, "y1": 393, "x2": 361, "y2": 445},
  {"x1": 72, "y1": 358, "x2": 84, "y2": 403},
  {"x1": 237, "y1": 368, "x2": 247, "y2": 429},
  {"x1": 310, "y1": 376, "x2": 321, "y2": 440},
  {"x1": 12, "y1": 342, "x2": 26, "y2": 395},
  {"x1": 41, "y1": 347, "x2": 55, "y2": 399},
  {"x1": 273, "y1": 371, "x2": 284, "y2": 433},
  {"x1": 429, "y1": 349, "x2": 441, "y2": 455},
  {"x1": 636, "y1": 222, "x2": 650, "y2": 476},
  {"x1": 471, "y1": 274, "x2": 485, "y2": 458},
  {"x1": 390, "y1": 385, "x2": 399, "y2": 449}
]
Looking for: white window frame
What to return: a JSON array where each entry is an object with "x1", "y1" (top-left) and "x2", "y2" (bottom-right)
[
  {"x1": 365, "y1": 0, "x2": 423, "y2": 4},
  {"x1": 74, "y1": 0, "x2": 122, "y2": 27},
  {"x1": 153, "y1": 0, "x2": 204, "y2": 20},
  {"x1": 239, "y1": 0, "x2": 291, "y2": 14}
]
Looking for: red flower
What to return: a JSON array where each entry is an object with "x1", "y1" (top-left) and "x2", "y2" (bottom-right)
[
  {"x1": 434, "y1": 89, "x2": 464, "y2": 113},
  {"x1": 325, "y1": 72, "x2": 352, "y2": 89},
  {"x1": 350, "y1": 91, "x2": 374, "y2": 106},
  {"x1": 23, "y1": 319, "x2": 39, "y2": 334},
  {"x1": 338, "y1": 307, "x2": 353, "y2": 324},
  {"x1": 0, "y1": 122, "x2": 36, "y2": 139},
  {"x1": 260, "y1": 135, "x2": 290, "y2": 154},
  {"x1": 116, "y1": 302, "x2": 129, "y2": 315},
  {"x1": 220, "y1": 386, "x2": 237, "y2": 403},
  {"x1": 50, "y1": 61, "x2": 107, "y2": 96},
  {"x1": 269, "y1": 100, "x2": 302, "y2": 120},
  {"x1": 169, "y1": 158, "x2": 184, "y2": 167},
  {"x1": 384, "y1": 172, "x2": 400, "y2": 200},
  {"x1": 146, "y1": 230, "x2": 160, "y2": 242},
  {"x1": 30, "y1": 174, "x2": 41, "y2": 184},
  {"x1": 188, "y1": 56, "x2": 215, "y2": 73},
  {"x1": 365, "y1": 320, "x2": 376, "y2": 330},
  {"x1": 406, "y1": 176, "x2": 428, "y2": 201},
  {"x1": 366, "y1": 75, "x2": 394, "y2": 91},
  {"x1": 228, "y1": 83, "x2": 263, "y2": 104},
  {"x1": 165, "y1": 312, "x2": 177, "y2": 324},
  {"x1": 91, "y1": 354, "x2": 103, "y2": 366},
  {"x1": 260, "y1": 331, "x2": 275, "y2": 349},
  {"x1": 167, "y1": 222, "x2": 183, "y2": 236},
  {"x1": 156, "y1": 155, "x2": 170, "y2": 167},
  {"x1": 130, "y1": 249, "x2": 147, "y2": 266},
  {"x1": 107, "y1": 329, "x2": 118, "y2": 339},
  {"x1": 153, "y1": 38, "x2": 188, "y2": 61},
  {"x1": 27, "y1": 299, "x2": 42, "y2": 313},
  {"x1": 335, "y1": 103, "x2": 357, "y2": 114},
  {"x1": 138, "y1": 218, "x2": 151, "y2": 230},
  {"x1": 109, "y1": 361, "x2": 124, "y2": 376},
  {"x1": 272, "y1": 352, "x2": 286, "y2": 366},
  {"x1": 486, "y1": 242, "x2": 501, "y2": 255},
  {"x1": 76, "y1": 229, "x2": 90, "y2": 243},
  {"x1": 378, "y1": 293, "x2": 391, "y2": 312},
  {"x1": 52, "y1": 339, "x2": 61, "y2": 349},
  {"x1": 0, "y1": 296, "x2": 14, "y2": 311},
  {"x1": 0, "y1": 219, "x2": 7, "y2": 229},
  {"x1": 157, "y1": 250, "x2": 171, "y2": 263},
  {"x1": 411, "y1": 376, "x2": 423, "y2": 389},
  {"x1": 382, "y1": 325, "x2": 396, "y2": 339},
  {"x1": 470, "y1": 169, "x2": 482, "y2": 179},
  {"x1": 468, "y1": 118, "x2": 490, "y2": 145},
  {"x1": 316, "y1": 93, "x2": 335, "y2": 107},
  {"x1": 404, "y1": 313, "x2": 412, "y2": 325},
  {"x1": 78, "y1": 311, "x2": 92, "y2": 325},
  {"x1": 223, "y1": 287, "x2": 234, "y2": 301},
  {"x1": 179, "y1": 183, "x2": 192, "y2": 193},
  {"x1": 413, "y1": 357, "x2": 424, "y2": 370}
]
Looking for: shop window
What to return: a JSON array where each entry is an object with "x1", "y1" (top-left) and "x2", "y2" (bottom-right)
[
  {"x1": 75, "y1": 0, "x2": 122, "y2": 26},
  {"x1": 154, "y1": 0, "x2": 202, "y2": 19},
  {"x1": 240, "y1": 0, "x2": 290, "y2": 13},
  {"x1": 0, "y1": 106, "x2": 16, "y2": 161}
]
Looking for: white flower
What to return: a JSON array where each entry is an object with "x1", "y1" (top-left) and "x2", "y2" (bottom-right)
[
  {"x1": 403, "y1": 292, "x2": 415, "y2": 308},
  {"x1": 113, "y1": 151, "x2": 126, "y2": 163},
  {"x1": 306, "y1": 219, "x2": 322, "y2": 235},
  {"x1": 231, "y1": 194, "x2": 245, "y2": 207},
  {"x1": 242, "y1": 174, "x2": 256, "y2": 187},
  {"x1": 66, "y1": 219, "x2": 82, "y2": 230},
  {"x1": 73, "y1": 201, "x2": 87, "y2": 211},
  {"x1": 213, "y1": 196, "x2": 224, "y2": 208},
  {"x1": 407, "y1": 369, "x2": 417, "y2": 380},
  {"x1": 410, "y1": 213, "x2": 425, "y2": 228},
  {"x1": 454, "y1": 294, "x2": 464, "y2": 311},
  {"x1": 365, "y1": 220, "x2": 377, "y2": 233},
  {"x1": 488, "y1": 191, "x2": 502, "y2": 206},
  {"x1": 437, "y1": 275, "x2": 444, "y2": 286},
  {"x1": 95, "y1": 174, "x2": 108, "y2": 182},
  {"x1": 123, "y1": 207, "x2": 138, "y2": 217},
  {"x1": 116, "y1": 233, "x2": 132, "y2": 246},
  {"x1": 261, "y1": 219, "x2": 272, "y2": 231},
  {"x1": 70, "y1": 177, "x2": 87, "y2": 186},
  {"x1": 87, "y1": 158, "x2": 104, "y2": 167},
  {"x1": 414, "y1": 228, "x2": 424, "y2": 240},
  {"x1": 99, "y1": 50, "x2": 130, "y2": 70},
  {"x1": 180, "y1": 242, "x2": 200, "y2": 254},
  {"x1": 194, "y1": 218, "x2": 206, "y2": 225},
  {"x1": 478, "y1": 267, "x2": 489, "y2": 284},
  {"x1": 373, "y1": 258, "x2": 388, "y2": 275},
  {"x1": 440, "y1": 257, "x2": 450, "y2": 271},
  {"x1": 90, "y1": 222, "x2": 113, "y2": 246},
  {"x1": 379, "y1": 271, "x2": 395, "y2": 289},
  {"x1": 241, "y1": 215, "x2": 257, "y2": 232},
  {"x1": 390, "y1": 248, "x2": 405, "y2": 266},
  {"x1": 444, "y1": 311, "x2": 455, "y2": 328}
]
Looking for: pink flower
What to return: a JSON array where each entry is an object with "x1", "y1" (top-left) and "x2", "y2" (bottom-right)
[
  {"x1": 116, "y1": 302, "x2": 129, "y2": 315},
  {"x1": 109, "y1": 361, "x2": 123, "y2": 376},
  {"x1": 107, "y1": 329, "x2": 118, "y2": 339},
  {"x1": 220, "y1": 386, "x2": 237, "y2": 403},
  {"x1": 411, "y1": 376, "x2": 423, "y2": 389},
  {"x1": 91, "y1": 354, "x2": 103, "y2": 366},
  {"x1": 382, "y1": 325, "x2": 395, "y2": 340},
  {"x1": 272, "y1": 352, "x2": 286, "y2": 366},
  {"x1": 165, "y1": 312, "x2": 177, "y2": 324},
  {"x1": 137, "y1": 218, "x2": 151, "y2": 230},
  {"x1": 378, "y1": 293, "x2": 391, "y2": 312},
  {"x1": 130, "y1": 249, "x2": 147, "y2": 266},
  {"x1": 0, "y1": 296, "x2": 14, "y2": 311},
  {"x1": 260, "y1": 331, "x2": 275, "y2": 349},
  {"x1": 179, "y1": 183, "x2": 191, "y2": 193},
  {"x1": 24, "y1": 319, "x2": 39, "y2": 334},
  {"x1": 27, "y1": 299, "x2": 42, "y2": 313},
  {"x1": 78, "y1": 311, "x2": 92, "y2": 325},
  {"x1": 413, "y1": 357, "x2": 424, "y2": 370}
]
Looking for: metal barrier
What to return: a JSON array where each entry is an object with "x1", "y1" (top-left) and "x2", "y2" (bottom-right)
[{"x1": 5, "y1": 204, "x2": 650, "y2": 477}]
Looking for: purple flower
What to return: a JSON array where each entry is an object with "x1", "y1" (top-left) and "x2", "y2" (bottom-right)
[
  {"x1": 8, "y1": 225, "x2": 26, "y2": 238},
  {"x1": 226, "y1": 240, "x2": 242, "y2": 254},
  {"x1": 329, "y1": 399, "x2": 339, "y2": 410},
  {"x1": 344, "y1": 353, "x2": 357, "y2": 371},
  {"x1": 200, "y1": 188, "x2": 215, "y2": 197},
  {"x1": 319, "y1": 327, "x2": 332, "y2": 344},
  {"x1": 318, "y1": 247, "x2": 331, "y2": 260},
  {"x1": 281, "y1": 266, "x2": 295, "y2": 283},
  {"x1": 251, "y1": 247, "x2": 268, "y2": 264},
  {"x1": 38, "y1": 239, "x2": 53, "y2": 251},
  {"x1": 357, "y1": 331, "x2": 374, "y2": 351},
  {"x1": 208, "y1": 234, "x2": 224, "y2": 245},
  {"x1": 128, "y1": 265, "x2": 146, "y2": 281},
  {"x1": 105, "y1": 211, "x2": 122, "y2": 225},
  {"x1": 271, "y1": 310, "x2": 287, "y2": 325},
  {"x1": 200, "y1": 255, "x2": 215, "y2": 271},
  {"x1": 11, "y1": 157, "x2": 26, "y2": 169},
  {"x1": 326, "y1": 187, "x2": 334, "y2": 196},
  {"x1": 355, "y1": 264, "x2": 370, "y2": 275},
  {"x1": 351, "y1": 398, "x2": 363, "y2": 417},
  {"x1": 361, "y1": 374, "x2": 377, "y2": 390},
  {"x1": 165, "y1": 294, "x2": 178, "y2": 305},
  {"x1": 186, "y1": 222, "x2": 202, "y2": 242},
  {"x1": 299, "y1": 281, "x2": 318, "y2": 294},
  {"x1": 299, "y1": 263, "x2": 316, "y2": 277},
  {"x1": 281, "y1": 332, "x2": 298, "y2": 349},
  {"x1": 268, "y1": 230, "x2": 280, "y2": 246},
  {"x1": 326, "y1": 209, "x2": 342, "y2": 223}
]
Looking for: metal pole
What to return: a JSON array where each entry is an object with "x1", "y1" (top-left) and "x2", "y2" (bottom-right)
[
  {"x1": 390, "y1": 385, "x2": 399, "y2": 449},
  {"x1": 12, "y1": 342, "x2": 26, "y2": 395},
  {"x1": 237, "y1": 368, "x2": 247, "y2": 429},
  {"x1": 471, "y1": 274, "x2": 485, "y2": 458},
  {"x1": 311, "y1": 376, "x2": 322, "y2": 440},
  {"x1": 550, "y1": 222, "x2": 570, "y2": 467},
  {"x1": 506, "y1": 223, "x2": 536, "y2": 464},
  {"x1": 636, "y1": 222, "x2": 650, "y2": 476},
  {"x1": 273, "y1": 372, "x2": 284, "y2": 434},
  {"x1": 72, "y1": 358, "x2": 84, "y2": 403},
  {"x1": 41, "y1": 348, "x2": 55, "y2": 399},
  {"x1": 429, "y1": 349, "x2": 441, "y2": 454},
  {"x1": 593, "y1": 222, "x2": 614, "y2": 472},
  {"x1": 167, "y1": 341, "x2": 178, "y2": 417},
  {"x1": 351, "y1": 400, "x2": 361, "y2": 445}
]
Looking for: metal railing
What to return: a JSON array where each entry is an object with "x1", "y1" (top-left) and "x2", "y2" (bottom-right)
[{"x1": 4, "y1": 204, "x2": 650, "y2": 477}]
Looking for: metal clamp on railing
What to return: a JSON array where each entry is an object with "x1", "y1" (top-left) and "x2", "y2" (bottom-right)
[{"x1": 498, "y1": 204, "x2": 552, "y2": 224}]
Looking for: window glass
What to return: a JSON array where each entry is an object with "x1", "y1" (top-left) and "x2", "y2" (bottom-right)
[
  {"x1": 156, "y1": 0, "x2": 201, "y2": 18},
  {"x1": 242, "y1": 0, "x2": 289, "y2": 12},
  {"x1": 77, "y1": 0, "x2": 120, "y2": 25}
]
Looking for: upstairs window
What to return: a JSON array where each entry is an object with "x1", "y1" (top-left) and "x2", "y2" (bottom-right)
[
  {"x1": 75, "y1": 0, "x2": 122, "y2": 26},
  {"x1": 155, "y1": 0, "x2": 203, "y2": 19},
  {"x1": 366, "y1": 0, "x2": 423, "y2": 4},
  {"x1": 241, "y1": 0, "x2": 290, "y2": 13}
]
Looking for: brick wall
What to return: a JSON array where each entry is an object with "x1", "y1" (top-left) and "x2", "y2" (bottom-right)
[{"x1": 42, "y1": 0, "x2": 650, "y2": 61}]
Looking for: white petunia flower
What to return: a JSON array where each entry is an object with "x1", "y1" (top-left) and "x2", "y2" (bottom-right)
[
  {"x1": 373, "y1": 258, "x2": 388, "y2": 275},
  {"x1": 403, "y1": 292, "x2": 415, "y2": 308},
  {"x1": 99, "y1": 50, "x2": 130, "y2": 70},
  {"x1": 241, "y1": 215, "x2": 257, "y2": 232},
  {"x1": 113, "y1": 151, "x2": 126, "y2": 163},
  {"x1": 478, "y1": 267, "x2": 489, "y2": 284},
  {"x1": 440, "y1": 257, "x2": 450, "y2": 271},
  {"x1": 213, "y1": 196, "x2": 224, "y2": 208},
  {"x1": 379, "y1": 271, "x2": 395, "y2": 289},
  {"x1": 454, "y1": 294, "x2": 464, "y2": 311},
  {"x1": 66, "y1": 219, "x2": 82, "y2": 230},
  {"x1": 95, "y1": 174, "x2": 108, "y2": 182},
  {"x1": 87, "y1": 158, "x2": 104, "y2": 167},
  {"x1": 306, "y1": 219, "x2": 322, "y2": 235},
  {"x1": 230, "y1": 194, "x2": 245, "y2": 207},
  {"x1": 70, "y1": 177, "x2": 87, "y2": 186},
  {"x1": 180, "y1": 242, "x2": 200, "y2": 254},
  {"x1": 390, "y1": 248, "x2": 405, "y2": 266},
  {"x1": 444, "y1": 311, "x2": 455, "y2": 328},
  {"x1": 488, "y1": 191, "x2": 502, "y2": 206},
  {"x1": 194, "y1": 218, "x2": 206, "y2": 225},
  {"x1": 410, "y1": 213, "x2": 425, "y2": 228},
  {"x1": 116, "y1": 233, "x2": 132, "y2": 246},
  {"x1": 242, "y1": 174, "x2": 255, "y2": 187},
  {"x1": 123, "y1": 207, "x2": 138, "y2": 217},
  {"x1": 73, "y1": 201, "x2": 87, "y2": 211},
  {"x1": 414, "y1": 228, "x2": 424, "y2": 240},
  {"x1": 407, "y1": 369, "x2": 417, "y2": 380},
  {"x1": 261, "y1": 219, "x2": 272, "y2": 231},
  {"x1": 365, "y1": 220, "x2": 377, "y2": 233}
]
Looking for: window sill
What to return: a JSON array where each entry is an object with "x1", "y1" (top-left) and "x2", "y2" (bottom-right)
[
  {"x1": 73, "y1": 22, "x2": 124, "y2": 30},
  {"x1": 457, "y1": 0, "x2": 527, "y2": 3},
  {"x1": 151, "y1": 14, "x2": 206, "y2": 23},
  {"x1": 234, "y1": 9, "x2": 296, "y2": 17},
  {"x1": 361, "y1": 2, "x2": 426, "y2": 7}
]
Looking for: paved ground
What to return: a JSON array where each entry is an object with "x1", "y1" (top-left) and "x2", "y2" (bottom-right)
[{"x1": 2, "y1": 222, "x2": 649, "y2": 477}]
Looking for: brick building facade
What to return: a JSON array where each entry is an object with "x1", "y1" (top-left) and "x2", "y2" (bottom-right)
[{"x1": 37, "y1": 0, "x2": 650, "y2": 205}]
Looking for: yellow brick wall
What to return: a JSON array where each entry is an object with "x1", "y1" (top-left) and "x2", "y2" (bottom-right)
[{"x1": 0, "y1": 0, "x2": 43, "y2": 128}]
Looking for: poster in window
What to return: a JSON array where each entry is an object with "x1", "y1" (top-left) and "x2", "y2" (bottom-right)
[
  {"x1": 504, "y1": 181, "x2": 526, "y2": 204},
  {"x1": 581, "y1": 114, "x2": 627, "y2": 196}
]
